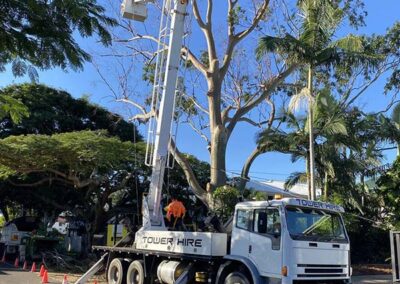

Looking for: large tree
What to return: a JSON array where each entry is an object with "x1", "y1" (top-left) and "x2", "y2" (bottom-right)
[
  {"x1": 0, "y1": 130, "x2": 211, "y2": 232},
  {"x1": 0, "y1": 130, "x2": 141, "y2": 232},
  {"x1": 0, "y1": 0, "x2": 117, "y2": 122},
  {"x1": 96, "y1": 0, "x2": 300, "y2": 206},
  {"x1": 95, "y1": 0, "x2": 400, "y2": 210},
  {"x1": 0, "y1": 84, "x2": 140, "y2": 141},
  {"x1": 0, "y1": 83, "x2": 142, "y2": 227},
  {"x1": 255, "y1": 0, "x2": 378, "y2": 199}
]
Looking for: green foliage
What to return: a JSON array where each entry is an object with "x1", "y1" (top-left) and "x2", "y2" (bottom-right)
[
  {"x1": 0, "y1": 130, "x2": 143, "y2": 232},
  {"x1": 0, "y1": 0, "x2": 117, "y2": 78},
  {"x1": 345, "y1": 215, "x2": 390, "y2": 264},
  {"x1": 377, "y1": 158, "x2": 400, "y2": 228},
  {"x1": 142, "y1": 62, "x2": 156, "y2": 84},
  {"x1": 0, "y1": 130, "x2": 136, "y2": 180},
  {"x1": 256, "y1": 0, "x2": 376, "y2": 72},
  {"x1": 246, "y1": 191, "x2": 268, "y2": 201},
  {"x1": 0, "y1": 84, "x2": 141, "y2": 141},
  {"x1": 228, "y1": 6, "x2": 247, "y2": 30},
  {"x1": 0, "y1": 214, "x2": 5, "y2": 227},
  {"x1": 285, "y1": 172, "x2": 307, "y2": 190},
  {"x1": 0, "y1": 94, "x2": 29, "y2": 123},
  {"x1": 213, "y1": 186, "x2": 240, "y2": 222}
]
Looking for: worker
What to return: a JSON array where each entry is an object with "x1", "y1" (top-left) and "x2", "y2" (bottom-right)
[{"x1": 164, "y1": 198, "x2": 186, "y2": 230}]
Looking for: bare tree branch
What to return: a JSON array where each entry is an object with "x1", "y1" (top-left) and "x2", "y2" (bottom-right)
[
  {"x1": 192, "y1": 0, "x2": 207, "y2": 29},
  {"x1": 183, "y1": 93, "x2": 209, "y2": 115},
  {"x1": 221, "y1": 0, "x2": 270, "y2": 76},
  {"x1": 169, "y1": 139, "x2": 209, "y2": 206},
  {"x1": 266, "y1": 97, "x2": 275, "y2": 129},
  {"x1": 227, "y1": 64, "x2": 298, "y2": 132},
  {"x1": 192, "y1": 0, "x2": 217, "y2": 62},
  {"x1": 8, "y1": 177, "x2": 70, "y2": 188},
  {"x1": 184, "y1": 118, "x2": 211, "y2": 145},
  {"x1": 114, "y1": 34, "x2": 165, "y2": 46},
  {"x1": 181, "y1": 46, "x2": 207, "y2": 75},
  {"x1": 227, "y1": 0, "x2": 239, "y2": 36},
  {"x1": 117, "y1": 98, "x2": 148, "y2": 116}
]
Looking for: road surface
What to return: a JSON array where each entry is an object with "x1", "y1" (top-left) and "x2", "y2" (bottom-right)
[
  {"x1": 0, "y1": 262, "x2": 394, "y2": 284},
  {"x1": 0, "y1": 262, "x2": 44, "y2": 284},
  {"x1": 352, "y1": 275, "x2": 392, "y2": 283}
]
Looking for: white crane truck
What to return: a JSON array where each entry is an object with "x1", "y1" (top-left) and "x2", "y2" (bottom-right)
[{"x1": 79, "y1": 1, "x2": 352, "y2": 283}]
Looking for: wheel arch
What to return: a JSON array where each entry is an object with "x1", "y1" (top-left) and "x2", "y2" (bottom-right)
[{"x1": 216, "y1": 255, "x2": 266, "y2": 284}]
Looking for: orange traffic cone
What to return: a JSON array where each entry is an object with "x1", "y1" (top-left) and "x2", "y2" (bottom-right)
[
  {"x1": 41, "y1": 269, "x2": 49, "y2": 283},
  {"x1": 30, "y1": 262, "x2": 36, "y2": 272},
  {"x1": 93, "y1": 281, "x2": 98, "y2": 284},
  {"x1": 62, "y1": 274, "x2": 68, "y2": 284},
  {"x1": 39, "y1": 264, "x2": 45, "y2": 277},
  {"x1": 22, "y1": 260, "x2": 28, "y2": 270},
  {"x1": 14, "y1": 257, "x2": 19, "y2": 268}
]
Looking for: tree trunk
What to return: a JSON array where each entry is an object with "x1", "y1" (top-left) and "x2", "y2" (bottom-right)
[
  {"x1": 93, "y1": 204, "x2": 107, "y2": 234},
  {"x1": 0, "y1": 203, "x2": 9, "y2": 222},
  {"x1": 93, "y1": 185, "x2": 111, "y2": 233},
  {"x1": 324, "y1": 172, "x2": 328, "y2": 201},
  {"x1": 397, "y1": 142, "x2": 400, "y2": 157},
  {"x1": 206, "y1": 75, "x2": 228, "y2": 205},
  {"x1": 306, "y1": 154, "x2": 312, "y2": 200},
  {"x1": 307, "y1": 65, "x2": 316, "y2": 201},
  {"x1": 238, "y1": 148, "x2": 262, "y2": 192},
  {"x1": 208, "y1": 124, "x2": 228, "y2": 204}
]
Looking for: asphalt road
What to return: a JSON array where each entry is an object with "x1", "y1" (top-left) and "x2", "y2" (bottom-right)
[
  {"x1": 352, "y1": 275, "x2": 392, "y2": 283},
  {"x1": 0, "y1": 262, "x2": 394, "y2": 284}
]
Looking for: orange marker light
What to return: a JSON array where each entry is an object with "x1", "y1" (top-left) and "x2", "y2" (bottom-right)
[{"x1": 282, "y1": 266, "x2": 288, "y2": 277}]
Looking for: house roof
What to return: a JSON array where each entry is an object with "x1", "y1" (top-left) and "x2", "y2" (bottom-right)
[{"x1": 244, "y1": 180, "x2": 322, "y2": 199}]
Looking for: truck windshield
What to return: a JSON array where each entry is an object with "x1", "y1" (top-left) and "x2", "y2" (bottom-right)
[{"x1": 285, "y1": 206, "x2": 348, "y2": 243}]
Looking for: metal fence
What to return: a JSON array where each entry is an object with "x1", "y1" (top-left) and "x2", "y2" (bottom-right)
[{"x1": 390, "y1": 231, "x2": 400, "y2": 282}]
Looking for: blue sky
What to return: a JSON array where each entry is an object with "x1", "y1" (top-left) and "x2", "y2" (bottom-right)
[{"x1": 0, "y1": 0, "x2": 399, "y2": 183}]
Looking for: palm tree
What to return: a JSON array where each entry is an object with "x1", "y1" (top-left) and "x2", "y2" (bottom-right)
[
  {"x1": 256, "y1": 0, "x2": 366, "y2": 199},
  {"x1": 256, "y1": 90, "x2": 348, "y2": 199}
]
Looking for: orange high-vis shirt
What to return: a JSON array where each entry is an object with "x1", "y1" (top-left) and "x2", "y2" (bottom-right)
[{"x1": 165, "y1": 200, "x2": 186, "y2": 221}]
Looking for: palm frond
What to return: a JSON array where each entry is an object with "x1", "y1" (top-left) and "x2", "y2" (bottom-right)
[
  {"x1": 391, "y1": 102, "x2": 400, "y2": 126},
  {"x1": 256, "y1": 34, "x2": 309, "y2": 61},
  {"x1": 323, "y1": 120, "x2": 348, "y2": 136},
  {"x1": 332, "y1": 34, "x2": 364, "y2": 52},
  {"x1": 284, "y1": 171, "x2": 307, "y2": 190}
]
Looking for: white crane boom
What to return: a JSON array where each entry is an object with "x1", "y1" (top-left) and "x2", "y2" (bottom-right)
[{"x1": 121, "y1": 0, "x2": 188, "y2": 229}]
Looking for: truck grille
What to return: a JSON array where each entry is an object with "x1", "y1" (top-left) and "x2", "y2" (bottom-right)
[{"x1": 297, "y1": 264, "x2": 347, "y2": 278}]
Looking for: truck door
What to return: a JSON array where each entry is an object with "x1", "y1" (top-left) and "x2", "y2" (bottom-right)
[
  {"x1": 249, "y1": 208, "x2": 282, "y2": 278},
  {"x1": 231, "y1": 209, "x2": 252, "y2": 257}
]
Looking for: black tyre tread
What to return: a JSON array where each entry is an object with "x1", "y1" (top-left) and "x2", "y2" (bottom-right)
[
  {"x1": 224, "y1": 271, "x2": 251, "y2": 284},
  {"x1": 126, "y1": 260, "x2": 145, "y2": 284},
  {"x1": 107, "y1": 258, "x2": 126, "y2": 284}
]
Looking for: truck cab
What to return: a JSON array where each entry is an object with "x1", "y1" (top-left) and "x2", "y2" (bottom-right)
[{"x1": 231, "y1": 198, "x2": 351, "y2": 284}]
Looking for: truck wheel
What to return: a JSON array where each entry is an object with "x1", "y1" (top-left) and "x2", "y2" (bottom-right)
[
  {"x1": 126, "y1": 260, "x2": 145, "y2": 284},
  {"x1": 108, "y1": 258, "x2": 126, "y2": 284},
  {"x1": 224, "y1": 272, "x2": 251, "y2": 284}
]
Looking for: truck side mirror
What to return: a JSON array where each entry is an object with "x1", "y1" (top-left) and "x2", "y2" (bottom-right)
[
  {"x1": 273, "y1": 223, "x2": 281, "y2": 238},
  {"x1": 257, "y1": 212, "x2": 267, "y2": 234}
]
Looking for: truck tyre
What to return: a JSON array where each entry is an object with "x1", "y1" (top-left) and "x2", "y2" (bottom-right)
[
  {"x1": 126, "y1": 260, "x2": 145, "y2": 284},
  {"x1": 107, "y1": 258, "x2": 126, "y2": 284},
  {"x1": 224, "y1": 272, "x2": 251, "y2": 284}
]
